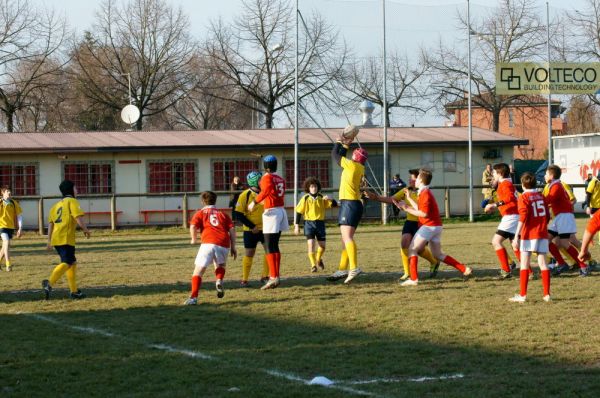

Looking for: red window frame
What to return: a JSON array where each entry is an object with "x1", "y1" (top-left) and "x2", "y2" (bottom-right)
[
  {"x1": 63, "y1": 162, "x2": 113, "y2": 194},
  {"x1": 284, "y1": 159, "x2": 330, "y2": 188},
  {"x1": 212, "y1": 159, "x2": 259, "y2": 191},
  {"x1": 147, "y1": 161, "x2": 196, "y2": 193},
  {"x1": 0, "y1": 163, "x2": 38, "y2": 195}
]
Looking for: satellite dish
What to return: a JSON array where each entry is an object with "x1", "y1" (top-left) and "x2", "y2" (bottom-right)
[{"x1": 121, "y1": 104, "x2": 140, "y2": 124}]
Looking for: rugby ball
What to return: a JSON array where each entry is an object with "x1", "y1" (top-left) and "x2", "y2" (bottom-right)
[{"x1": 342, "y1": 124, "x2": 360, "y2": 140}]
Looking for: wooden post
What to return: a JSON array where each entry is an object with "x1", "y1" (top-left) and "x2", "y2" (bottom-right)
[
  {"x1": 110, "y1": 195, "x2": 117, "y2": 231},
  {"x1": 444, "y1": 187, "x2": 450, "y2": 219},
  {"x1": 38, "y1": 197, "x2": 45, "y2": 235},
  {"x1": 182, "y1": 194, "x2": 188, "y2": 229}
]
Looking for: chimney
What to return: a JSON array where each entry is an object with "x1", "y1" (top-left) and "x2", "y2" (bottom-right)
[{"x1": 359, "y1": 100, "x2": 375, "y2": 127}]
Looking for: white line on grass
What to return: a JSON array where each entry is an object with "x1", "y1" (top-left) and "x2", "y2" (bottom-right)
[
  {"x1": 21, "y1": 312, "x2": 379, "y2": 397},
  {"x1": 345, "y1": 373, "x2": 464, "y2": 385}
]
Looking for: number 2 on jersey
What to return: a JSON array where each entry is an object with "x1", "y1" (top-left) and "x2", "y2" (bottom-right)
[
  {"x1": 531, "y1": 200, "x2": 546, "y2": 217},
  {"x1": 55, "y1": 207, "x2": 63, "y2": 223}
]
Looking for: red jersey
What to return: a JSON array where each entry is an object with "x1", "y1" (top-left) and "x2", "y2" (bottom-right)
[
  {"x1": 496, "y1": 179, "x2": 518, "y2": 216},
  {"x1": 254, "y1": 173, "x2": 285, "y2": 209},
  {"x1": 190, "y1": 206, "x2": 233, "y2": 248},
  {"x1": 518, "y1": 190, "x2": 549, "y2": 240},
  {"x1": 418, "y1": 187, "x2": 442, "y2": 227},
  {"x1": 544, "y1": 180, "x2": 573, "y2": 215},
  {"x1": 586, "y1": 209, "x2": 600, "y2": 235}
]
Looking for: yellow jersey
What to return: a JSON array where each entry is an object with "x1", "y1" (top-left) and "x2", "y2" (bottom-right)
[
  {"x1": 392, "y1": 189, "x2": 419, "y2": 222},
  {"x1": 339, "y1": 157, "x2": 364, "y2": 201},
  {"x1": 586, "y1": 177, "x2": 600, "y2": 208},
  {"x1": 0, "y1": 199, "x2": 22, "y2": 229},
  {"x1": 295, "y1": 193, "x2": 334, "y2": 221},
  {"x1": 48, "y1": 197, "x2": 85, "y2": 246},
  {"x1": 542, "y1": 181, "x2": 575, "y2": 201},
  {"x1": 234, "y1": 189, "x2": 263, "y2": 231}
]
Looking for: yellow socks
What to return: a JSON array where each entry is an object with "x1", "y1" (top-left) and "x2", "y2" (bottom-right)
[
  {"x1": 401, "y1": 248, "x2": 410, "y2": 275},
  {"x1": 242, "y1": 256, "x2": 253, "y2": 281},
  {"x1": 65, "y1": 264, "x2": 78, "y2": 293},
  {"x1": 308, "y1": 252, "x2": 317, "y2": 267},
  {"x1": 339, "y1": 248, "x2": 349, "y2": 271},
  {"x1": 262, "y1": 255, "x2": 269, "y2": 278},
  {"x1": 346, "y1": 241, "x2": 358, "y2": 270},
  {"x1": 419, "y1": 247, "x2": 437, "y2": 265},
  {"x1": 49, "y1": 263, "x2": 69, "y2": 285},
  {"x1": 316, "y1": 246, "x2": 325, "y2": 264}
]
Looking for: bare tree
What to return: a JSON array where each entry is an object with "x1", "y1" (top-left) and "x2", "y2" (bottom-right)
[
  {"x1": 203, "y1": 0, "x2": 347, "y2": 129},
  {"x1": 426, "y1": 0, "x2": 546, "y2": 132},
  {"x1": 339, "y1": 52, "x2": 431, "y2": 127},
  {"x1": 0, "y1": 0, "x2": 68, "y2": 132},
  {"x1": 71, "y1": 0, "x2": 197, "y2": 130},
  {"x1": 565, "y1": 96, "x2": 600, "y2": 134}
]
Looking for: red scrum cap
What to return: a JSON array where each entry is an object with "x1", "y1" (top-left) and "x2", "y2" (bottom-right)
[{"x1": 352, "y1": 147, "x2": 368, "y2": 165}]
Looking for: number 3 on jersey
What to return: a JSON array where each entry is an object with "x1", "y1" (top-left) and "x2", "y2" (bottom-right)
[
  {"x1": 276, "y1": 182, "x2": 284, "y2": 197},
  {"x1": 531, "y1": 199, "x2": 546, "y2": 217}
]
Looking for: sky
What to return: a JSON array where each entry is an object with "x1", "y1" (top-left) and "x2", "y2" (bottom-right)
[{"x1": 30, "y1": 0, "x2": 590, "y2": 127}]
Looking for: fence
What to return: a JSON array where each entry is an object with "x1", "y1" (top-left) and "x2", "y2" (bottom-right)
[{"x1": 16, "y1": 184, "x2": 589, "y2": 234}]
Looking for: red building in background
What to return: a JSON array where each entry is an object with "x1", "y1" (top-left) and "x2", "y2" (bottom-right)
[{"x1": 445, "y1": 94, "x2": 567, "y2": 159}]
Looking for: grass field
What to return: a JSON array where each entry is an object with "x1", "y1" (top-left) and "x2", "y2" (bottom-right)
[{"x1": 1, "y1": 220, "x2": 600, "y2": 397}]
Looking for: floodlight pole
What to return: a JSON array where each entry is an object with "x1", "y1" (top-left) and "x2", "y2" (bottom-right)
[
  {"x1": 546, "y1": 1, "x2": 553, "y2": 165},
  {"x1": 294, "y1": 0, "x2": 299, "y2": 225},
  {"x1": 467, "y1": 0, "x2": 474, "y2": 222},
  {"x1": 382, "y1": 0, "x2": 389, "y2": 225}
]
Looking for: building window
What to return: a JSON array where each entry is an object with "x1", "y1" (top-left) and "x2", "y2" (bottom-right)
[
  {"x1": 443, "y1": 151, "x2": 457, "y2": 172},
  {"x1": 63, "y1": 162, "x2": 114, "y2": 194},
  {"x1": 0, "y1": 163, "x2": 38, "y2": 195},
  {"x1": 421, "y1": 151, "x2": 434, "y2": 170},
  {"x1": 508, "y1": 108, "x2": 514, "y2": 128},
  {"x1": 284, "y1": 158, "x2": 331, "y2": 188},
  {"x1": 148, "y1": 160, "x2": 196, "y2": 193},
  {"x1": 212, "y1": 159, "x2": 259, "y2": 191}
]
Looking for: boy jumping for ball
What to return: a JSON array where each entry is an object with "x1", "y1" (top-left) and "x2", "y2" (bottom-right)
[
  {"x1": 397, "y1": 169, "x2": 472, "y2": 286},
  {"x1": 185, "y1": 191, "x2": 237, "y2": 305}
]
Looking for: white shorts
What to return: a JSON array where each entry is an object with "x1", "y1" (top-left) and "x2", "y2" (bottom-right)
[
  {"x1": 520, "y1": 239, "x2": 549, "y2": 254},
  {"x1": 194, "y1": 243, "x2": 229, "y2": 268},
  {"x1": 497, "y1": 214, "x2": 519, "y2": 235},
  {"x1": 414, "y1": 225, "x2": 443, "y2": 243},
  {"x1": 262, "y1": 207, "x2": 289, "y2": 234},
  {"x1": 548, "y1": 213, "x2": 577, "y2": 236}
]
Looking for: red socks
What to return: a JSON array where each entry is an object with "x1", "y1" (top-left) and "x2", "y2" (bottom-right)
[
  {"x1": 409, "y1": 256, "x2": 418, "y2": 280},
  {"x1": 191, "y1": 275, "x2": 202, "y2": 298},
  {"x1": 496, "y1": 248, "x2": 510, "y2": 272},
  {"x1": 274, "y1": 252, "x2": 281, "y2": 277},
  {"x1": 443, "y1": 255, "x2": 466, "y2": 273},
  {"x1": 541, "y1": 269, "x2": 551, "y2": 296},
  {"x1": 215, "y1": 266, "x2": 226, "y2": 280},
  {"x1": 519, "y1": 270, "x2": 529, "y2": 296},
  {"x1": 565, "y1": 245, "x2": 586, "y2": 269},
  {"x1": 549, "y1": 243, "x2": 566, "y2": 264},
  {"x1": 266, "y1": 253, "x2": 277, "y2": 278}
]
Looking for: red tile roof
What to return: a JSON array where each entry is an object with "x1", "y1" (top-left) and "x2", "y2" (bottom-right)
[{"x1": 0, "y1": 127, "x2": 527, "y2": 154}]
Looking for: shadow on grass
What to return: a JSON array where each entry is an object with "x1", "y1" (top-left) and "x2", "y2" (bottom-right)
[{"x1": 2, "y1": 302, "x2": 599, "y2": 398}]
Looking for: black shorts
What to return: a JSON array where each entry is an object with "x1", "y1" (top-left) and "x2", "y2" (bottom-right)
[
  {"x1": 338, "y1": 200, "x2": 363, "y2": 228},
  {"x1": 304, "y1": 220, "x2": 326, "y2": 241},
  {"x1": 55, "y1": 245, "x2": 76, "y2": 265},
  {"x1": 402, "y1": 220, "x2": 419, "y2": 236},
  {"x1": 548, "y1": 230, "x2": 571, "y2": 239},
  {"x1": 0, "y1": 228, "x2": 14, "y2": 239},
  {"x1": 243, "y1": 230, "x2": 265, "y2": 249},
  {"x1": 496, "y1": 230, "x2": 516, "y2": 240}
]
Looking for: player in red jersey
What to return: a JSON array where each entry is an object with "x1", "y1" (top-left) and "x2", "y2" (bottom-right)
[
  {"x1": 484, "y1": 163, "x2": 521, "y2": 278},
  {"x1": 396, "y1": 169, "x2": 472, "y2": 286},
  {"x1": 578, "y1": 209, "x2": 600, "y2": 262},
  {"x1": 510, "y1": 172, "x2": 551, "y2": 303},
  {"x1": 185, "y1": 191, "x2": 237, "y2": 305},
  {"x1": 543, "y1": 165, "x2": 590, "y2": 276},
  {"x1": 248, "y1": 155, "x2": 289, "y2": 289}
]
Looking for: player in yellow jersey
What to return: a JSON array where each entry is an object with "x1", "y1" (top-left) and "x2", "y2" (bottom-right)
[
  {"x1": 233, "y1": 171, "x2": 269, "y2": 287},
  {"x1": 294, "y1": 177, "x2": 337, "y2": 272},
  {"x1": 42, "y1": 180, "x2": 91, "y2": 300},
  {"x1": 0, "y1": 186, "x2": 23, "y2": 271},
  {"x1": 584, "y1": 173, "x2": 600, "y2": 215},
  {"x1": 364, "y1": 169, "x2": 440, "y2": 280},
  {"x1": 327, "y1": 129, "x2": 368, "y2": 284}
]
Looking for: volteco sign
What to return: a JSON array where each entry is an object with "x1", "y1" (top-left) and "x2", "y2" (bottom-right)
[{"x1": 496, "y1": 62, "x2": 600, "y2": 94}]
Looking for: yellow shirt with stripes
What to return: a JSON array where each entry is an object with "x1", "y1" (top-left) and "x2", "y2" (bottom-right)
[
  {"x1": 235, "y1": 188, "x2": 264, "y2": 231},
  {"x1": 48, "y1": 197, "x2": 85, "y2": 246},
  {"x1": 586, "y1": 177, "x2": 600, "y2": 208},
  {"x1": 392, "y1": 189, "x2": 419, "y2": 222},
  {"x1": 0, "y1": 199, "x2": 22, "y2": 229},
  {"x1": 339, "y1": 156, "x2": 365, "y2": 200},
  {"x1": 295, "y1": 193, "x2": 334, "y2": 221}
]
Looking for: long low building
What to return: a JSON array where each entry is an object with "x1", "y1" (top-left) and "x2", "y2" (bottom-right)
[{"x1": 0, "y1": 126, "x2": 527, "y2": 228}]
